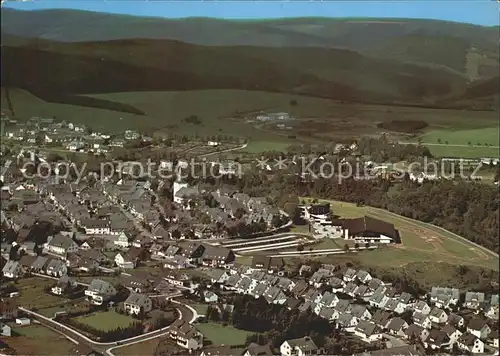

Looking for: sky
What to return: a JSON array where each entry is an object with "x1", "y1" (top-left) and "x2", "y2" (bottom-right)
[{"x1": 2, "y1": 0, "x2": 499, "y2": 26}]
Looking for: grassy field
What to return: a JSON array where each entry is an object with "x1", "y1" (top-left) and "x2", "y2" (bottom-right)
[
  {"x1": 12, "y1": 277, "x2": 73, "y2": 310},
  {"x1": 4, "y1": 87, "x2": 498, "y2": 154},
  {"x1": 5, "y1": 325, "x2": 75, "y2": 355},
  {"x1": 113, "y1": 339, "x2": 160, "y2": 356},
  {"x1": 75, "y1": 310, "x2": 136, "y2": 331},
  {"x1": 420, "y1": 128, "x2": 499, "y2": 147},
  {"x1": 427, "y1": 144, "x2": 499, "y2": 159},
  {"x1": 195, "y1": 322, "x2": 253, "y2": 346},
  {"x1": 189, "y1": 303, "x2": 209, "y2": 315},
  {"x1": 407, "y1": 127, "x2": 499, "y2": 158},
  {"x1": 302, "y1": 198, "x2": 499, "y2": 270}
]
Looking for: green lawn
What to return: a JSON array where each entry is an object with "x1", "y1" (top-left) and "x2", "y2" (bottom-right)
[
  {"x1": 419, "y1": 128, "x2": 499, "y2": 147},
  {"x1": 13, "y1": 277, "x2": 71, "y2": 310},
  {"x1": 189, "y1": 303, "x2": 209, "y2": 315},
  {"x1": 427, "y1": 145, "x2": 499, "y2": 159},
  {"x1": 75, "y1": 310, "x2": 136, "y2": 331},
  {"x1": 6, "y1": 324, "x2": 75, "y2": 355},
  {"x1": 301, "y1": 197, "x2": 499, "y2": 270},
  {"x1": 195, "y1": 322, "x2": 253, "y2": 346},
  {"x1": 241, "y1": 140, "x2": 292, "y2": 153}
]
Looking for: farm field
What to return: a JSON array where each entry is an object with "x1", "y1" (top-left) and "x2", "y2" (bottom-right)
[
  {"x1": 5, "y1": 324, "x2": 75, "y2": 355},
  {"x1": 194, "y1": 322, "x2": 253, "y2": 346},
  {"x1": 113, "y1": 339, "x2": 161, "y2": 356},
  {"x1": 426, "y1": 144, "x2": 499, "y2": 159},
  {"x1": 301, "y1": 198, "x2": 499, "y2": 270},
  {"x1": 4, "y1": 87, "x2": 498, "y2": 154},
  {"x1": 418, "y1": 128, "x2": 499, "y2": 147},
  {"x1": 74, "y1": 310, "x2": 136, "y2": 331},
  {"x1": 10, "y1": 277, "x2": 73, "y2": 310}
]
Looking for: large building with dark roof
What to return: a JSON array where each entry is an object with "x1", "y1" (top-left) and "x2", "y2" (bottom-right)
[{"x1": 338, "y1": 216, "x2": 400, "y2": 244}]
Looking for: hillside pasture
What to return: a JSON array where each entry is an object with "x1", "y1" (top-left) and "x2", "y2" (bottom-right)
[
  {"x1": 301, "y1": 198, "x2": 499, "y2": 270},
  {"x1": 3, "y1": 87, "x2": 498, "y2": 154}
]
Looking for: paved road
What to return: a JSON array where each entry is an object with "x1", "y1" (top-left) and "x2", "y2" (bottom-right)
[
  {"x1": 197, "y1": 142, "x2": 248, "y2": 158},
  {"x1": 19, "y1": 301, "x2": 196, "y2": 356}
]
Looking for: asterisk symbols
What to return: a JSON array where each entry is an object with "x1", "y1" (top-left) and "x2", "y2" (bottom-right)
[
  {"x1": 274, "y1": 156, "x2": 288, "y2": 170},
  {"x1": 256, "y1": 156, "x2": 269, "y2": 170}
]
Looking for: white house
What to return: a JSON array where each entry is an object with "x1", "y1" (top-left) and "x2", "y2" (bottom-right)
[
  {"x1": 85, "y1": 279, "x2": 117, "y2": 305},
  {"x1": 44, "y1": 234, "x2": 79, "y2": 257},
  {"x1": 414, "y1": 301, "x2": 431, "y2": 315},
  {"x1": 485, "y1": 295, "x2": 498, "y2": 320},
  {"x1": 280, "y1": 336, "x2": 319, "y2": 356},
  {"x1": 51, "y1": 276, "x2": 76, "y2": 296},
  {"x1": 429, "y1": 308, "x2": 448, "y2": 324},
  {"x1": 204, "y1": 291, "x2": 219, "y2": 303},
  {"x1": 413, "y1": 312, "x2": 432, "y2": 329},
  {"x1": 0, "y1": 323, "x2": 11, "y2": 337},
  {"x1": 124, "y1": 293, "x2": 152, "y2": 315},
  {"x1": 114, "y1": 253, "x2": 135, "y2": 269},
  {"x1": 2, "y1": 260, "x2": 22, "y2": 279},
  {"x1": 442, "y1": 324, "x2": 462, "y2": 345},
  {"x1": 464, "y1": 292, "x2": 485, "y2": 310},
  {"x1": 467, "y1": 318, "x2": 491, "y2": 339},
  {"x1": 168, "y1": 319, "x2": 203, "y2": 350},
  {"x1": 353, "y1": 320, "x2": 383, "y2": 343},
  {"x1": 81, "y1": 219, "x2": 110, "y2": 235},
  {"x1": 458, "y1": 333, "x2": 485, "y2": 354},
  {"x1": 113, "y1": 233, "x2": 130, "y2": 248}
]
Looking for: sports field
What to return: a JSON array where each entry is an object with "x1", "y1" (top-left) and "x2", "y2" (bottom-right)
[{"x1": 302, "y1": 198, "x2": 499, "y2": 270}]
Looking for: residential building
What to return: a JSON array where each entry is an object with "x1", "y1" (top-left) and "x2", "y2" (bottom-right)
[
  {"x1": 467, "y1": 318, "x2": 491, "y2": 339},
  {"x1": 44, "y1": 233, "x2": 79, "y2": 257},
  {"x1": 0, "y1": 300, "x2": 18, "y2": 320},
  {"x1": 85, "y1": 279, "x2": 117, "y2": 305},
  {"x1": 280, "y1": 336, "x2": 319, "y2": 356},
  {"x1": 485, "y1": 294, "x2": 498, "y2": 320},
  {"x1": 2, "y1": 260, "x2": 22, "y2": 279},
  {"x1": 168, "y1": 319, "x2": 203, "y2": 350},
  {"x1": 386, "y1": 318, "x2": 409, "y2": 337},
  {"x1": 51, "y1": 275, "x2": 76, "y2": 295},
  {"x1": 429, "y1": 307, "x2": 448, "y2": 324},
  {"x1": 124, "y1": 292, "x2": 152, "y2": 315},
  {"x1": 353, "y1": 320, "x2": 383, "y2": 343},
  {"x1": 424, "y1": 328, "x2": 452, "y2": 351},
  {"x1": 464, "y1": 292, "x2": 485, "y2": 310},
  {"x1": 458, "y1": 333, "x2": 485, "y2": 354},
  {"x1": 404, "y1": 324, "x2": 430, "y2": 343},
  {"x1": 0, "y1": 322, "x2": 11, "y2": 337}
]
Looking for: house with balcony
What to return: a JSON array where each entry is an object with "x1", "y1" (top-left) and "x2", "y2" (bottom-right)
[
  {"x1": 85, "y1": 279, "x2": 117, "y2": 305},
  {"x1": 123, "y1": 292, "x2": 152, "y2": 316},
  {"x1": 168, "y1": 319, "x2": 203, "y2": 350}
]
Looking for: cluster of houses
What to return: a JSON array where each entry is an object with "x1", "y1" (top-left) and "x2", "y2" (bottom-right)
[
  {"x1": 173, "y1": 182, "x2": 284, "y2": 233},
  {"x1": 197, "y1": 259, "x2": 499, "y2": 355},
  {"x1": 1, "y1": 116, "x2": 147, "y2": 152}
]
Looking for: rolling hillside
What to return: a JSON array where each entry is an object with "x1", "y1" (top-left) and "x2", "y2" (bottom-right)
[
  {"x1": 1, "y1": 8, "x2": 498, "y2": 78},
  {"x1": 1, "y1": 36, "x2": 469, "y2": 108}
]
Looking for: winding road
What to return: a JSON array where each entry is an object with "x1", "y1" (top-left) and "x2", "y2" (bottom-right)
[{"x1": 19, "y1": 301, "x2": 196, "y2": 356}]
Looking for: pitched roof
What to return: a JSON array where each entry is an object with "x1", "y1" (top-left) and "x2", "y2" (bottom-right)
[
  {"x1": 284, "y1": 336, "x2": 318, "y2": 351},
  {"x1": 342, "y1": 216, "x2": 398, "y2": 240}
]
